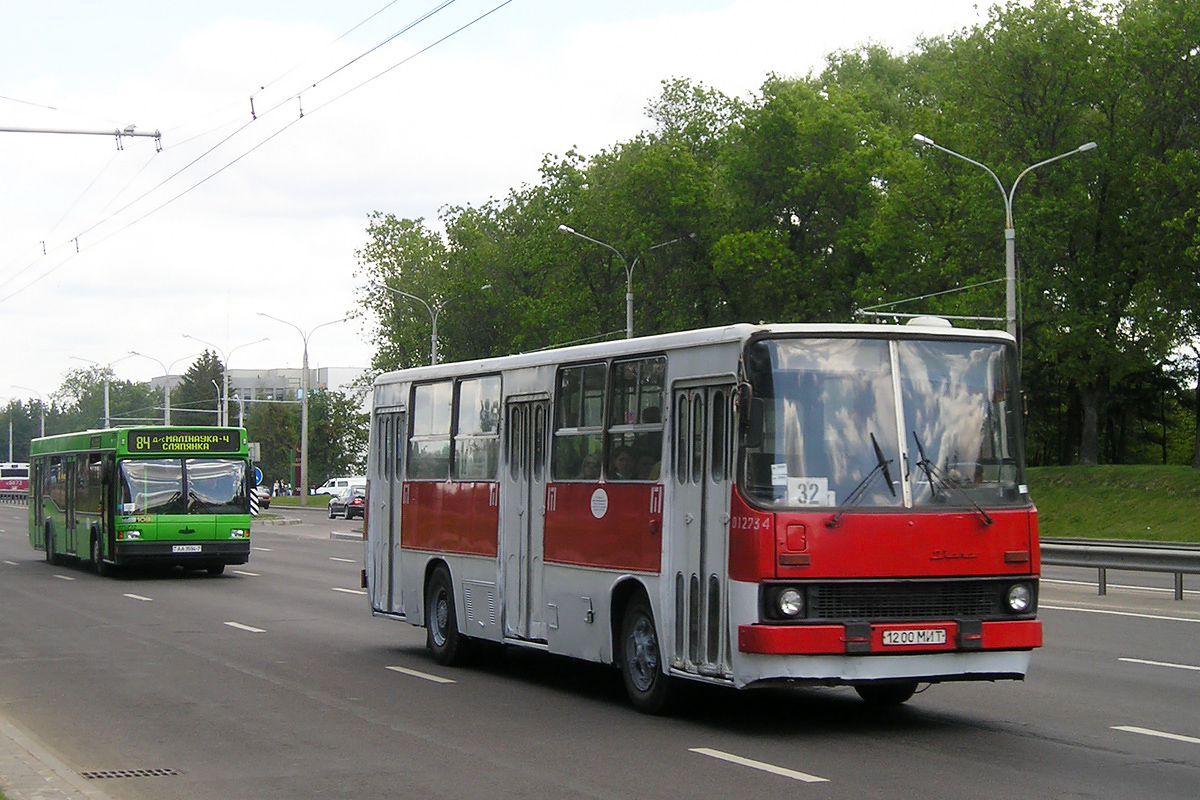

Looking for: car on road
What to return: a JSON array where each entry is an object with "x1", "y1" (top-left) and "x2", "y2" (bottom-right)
[
  {"x1": 328, "y1": 486, "x2": 366, "y2": 519},
  {"x1": 313, "y1": 476, "x2": 366, "y2": 496},
  {"x1": 253, "y1": 487, "x2": 271, "y2": 509}
]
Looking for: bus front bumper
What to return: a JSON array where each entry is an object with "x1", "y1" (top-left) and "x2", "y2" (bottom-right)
[
  {"x1": 738, "y1": 619, "x2": 1042, "y2": 655},
  {"x1": 113, "y1": 540, "x2": 251, "y2": 566}
]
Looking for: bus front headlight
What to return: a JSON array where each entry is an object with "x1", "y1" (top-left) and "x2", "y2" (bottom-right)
[
  {"x1": 777, "y1": 587, "x2": 805, "y2": 618},
  {"x1": 1006, "y1": 583, "x2": 1032, "y2": 613}
]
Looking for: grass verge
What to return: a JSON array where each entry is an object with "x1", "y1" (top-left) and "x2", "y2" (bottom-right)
[{"x1": 1027, "y1": 465, "x2": 1200, "y2": 544}]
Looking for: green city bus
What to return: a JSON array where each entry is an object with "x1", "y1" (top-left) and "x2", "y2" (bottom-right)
[{"x1": 29, "y1": 427, "x2": 253, "y2": 576}]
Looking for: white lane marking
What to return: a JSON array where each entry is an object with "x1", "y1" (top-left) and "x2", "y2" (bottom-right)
[
  {"x1": 1112, "y1": 726, "x2": 1200, "y2": 745},
  {"x1": 233, "y1": 570, "x2": 260, "y2": 577},
  {"x1": 1044, "y1": 578, "x2": 1197, "y2": 597},
  {"x1": 53, "y1": 574, "x2": 75, "y2": 581},
  {"x1": 332, "y1": 587, "x2": 367, "y2": 596},
  {"x1": 385, "y1": 665, "x2": 456, "y2": 684},
  {"x1": 3, "y1": 560, "x2": 18, "y2": 566},
  {"x1": 252, "y1": 547, "x2": 272, "y2": 552},
  {"x1": 224, "y1": 621, "x2": 266, "y2": 634},
  {"x1": 1040, "y1": 604, "x2": 1200, "y2": 624},
  {"x1": 689, "y1": 748, "x2": 829, "y2": 783},
  {"x1": 329, "y1": 557, "x2": 357, "y2": 563},
  {"x1": 1119, "y1": 657, "x2": 1200, "y2": 672},
  {"x1": 123, "y1": 593, "x2": 153, "y2": 602}
]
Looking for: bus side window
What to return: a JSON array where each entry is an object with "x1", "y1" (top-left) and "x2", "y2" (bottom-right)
[
  {"x1": 607, "y1": 357, "x2": 665, "y2": 481},
  {"x1": 409, "y1": 382, "x2": 452, "y2": 479},
  {"x1": 453, "y1": 375, "x2": 500, "y2": 481},
  {"x1": 552, "y1": 363, "x2": 605, "y2": 480}
]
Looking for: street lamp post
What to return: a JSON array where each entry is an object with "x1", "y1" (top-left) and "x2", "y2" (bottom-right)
[
  {"x1": 128, "y1": 351, "x2": 203, "y2": 424},
  {"x1": 70, "y1": 353, "x2": 137, "y2": 428},
  {"x1": 377, "y1": 284, "x2": 491, "y2": 365},
  {"x1": 12, "y1": 386, "x2": 45, "y2": 437},
  {"x1": 258, "y1": 313, "x2": 349, "y2": 506},
  {"x1": 182, "y1": 335, "x2": 268, "y2": 425},
  {"x1": 912, "y1": 134, "x2": 1097, "y2": 339},
  {"x1": 558, "y1": 225, "x2": 692, "y2": 338}
]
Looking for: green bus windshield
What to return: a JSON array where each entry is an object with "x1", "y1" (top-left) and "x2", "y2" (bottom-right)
[{"x1": 119, "y1": 458, "x2": 248, "y2": 515}]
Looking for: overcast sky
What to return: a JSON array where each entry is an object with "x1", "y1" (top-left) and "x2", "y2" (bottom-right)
[{"x1": 1, "y1": 0, "x2": 993, "y2": 403}]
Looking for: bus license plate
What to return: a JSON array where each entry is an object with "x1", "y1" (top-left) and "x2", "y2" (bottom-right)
[
  {"x1": 172, "y1": 544, "x2": 203, "y2": 553},
  {"x1": 883, "y1": 628, "x2": 947, "y2": 646}
]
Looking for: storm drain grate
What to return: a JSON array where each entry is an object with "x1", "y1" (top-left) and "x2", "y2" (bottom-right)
[{"x1": 80, "y1": 768, "x2": 183, "y2": 780}]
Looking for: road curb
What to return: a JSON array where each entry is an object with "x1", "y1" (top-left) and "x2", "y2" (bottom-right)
[{"x1": 0, "y1": 714, "x2": 116, "y2": 800}]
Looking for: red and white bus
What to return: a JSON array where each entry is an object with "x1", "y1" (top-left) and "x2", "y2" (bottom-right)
[
  {"x1": 0, "y1": 462, "x2": 30, "y2": 493},
  {"x1": 363, "y1": 320, "x2": 1041, "y2": 712}
]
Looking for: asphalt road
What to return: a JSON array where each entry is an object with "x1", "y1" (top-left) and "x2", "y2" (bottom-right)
[{"x1": 1, "y1": 503, "x2": 1197, "y2": 799}]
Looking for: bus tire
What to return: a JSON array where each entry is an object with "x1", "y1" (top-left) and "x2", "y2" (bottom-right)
[
  {"x1": 207, "y1": 564, "x2": 226, "y2": 576},
  {"x1": 426, "y1": 565, "x2": 469, "y2": 666},
  {"x1": 44, "y1": 528, "x2": 58, "y2": 566},
  {"x1": 855, "y1": 680, "x2": 919, "y2": 706},
  {"x1": 619, "y1": 596, "x2": 674, "y2": 715},
  {"x1": 91, "y1": 535, "x2": 112, "y2": 577}
]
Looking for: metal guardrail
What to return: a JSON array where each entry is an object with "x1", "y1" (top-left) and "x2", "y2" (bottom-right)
[{"x1": 1041, "y1": 538, "x2": 1200, "y2": 600}]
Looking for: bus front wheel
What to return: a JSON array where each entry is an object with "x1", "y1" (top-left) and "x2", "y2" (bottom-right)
[
  {"x1": 426, "y1": 566, "x2": 469, "y2": 666},
  {"x1": 91, "y1": 536, "x2": 112, "y2": 577},
  {"x1": 619, "y1": 597, "x2": 674, "y2": 714},
  {"x1": 44, "y1": 530, "x2": 58, "y2": 566}
]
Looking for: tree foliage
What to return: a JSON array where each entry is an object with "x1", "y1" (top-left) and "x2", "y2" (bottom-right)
[{"x1": 353, "y1": 0, "x2": 1199, "y2": 467}]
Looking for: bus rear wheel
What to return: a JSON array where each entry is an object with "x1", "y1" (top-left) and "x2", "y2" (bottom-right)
[
  {"x1": 619, "y1": 597, "x2": 673, "y2": 714},
  {"x1": 426, "y1": 566, "x2": 469, "y2": 666},
  {"x1": 855, "y1": 680, "x2": 919, "y2": 706},
  {"x1": 44, "y1": 530, "x2": 58, "y2": 566}
]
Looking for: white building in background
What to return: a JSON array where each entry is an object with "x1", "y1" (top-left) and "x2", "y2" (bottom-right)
[{"x1": 147, "y1": 366, "x2": 372, "y2": 425}]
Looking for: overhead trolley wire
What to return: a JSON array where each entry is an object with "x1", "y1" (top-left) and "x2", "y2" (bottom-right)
[{"x1": 0, "y1": 0, "x2": 518, "y2": 305}]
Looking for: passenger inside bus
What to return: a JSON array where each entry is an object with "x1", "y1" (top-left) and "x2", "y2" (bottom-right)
[
  {"x1": 636, "y1": 453, "x2": 660, "y2": 480},
  {"x1": 577, "y1": 454, "x2": 601, "y2": 480},
  {"x1": 608, "y1": 446, "x2": 637, "y2": 480}
]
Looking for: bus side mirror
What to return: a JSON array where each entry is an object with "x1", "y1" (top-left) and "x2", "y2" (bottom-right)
[{"x1": 738, "y1": 386, "x2": 764, "y2": 449}]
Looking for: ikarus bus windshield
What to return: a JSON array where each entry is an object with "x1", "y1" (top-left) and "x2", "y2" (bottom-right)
[{"x1": 741, "y1": 336, "x2": 1024, "y2": 510}]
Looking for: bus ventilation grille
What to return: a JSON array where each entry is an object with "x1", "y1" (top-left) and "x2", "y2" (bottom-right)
[
  {"x1": 80, "y1": 768, "x2": 183, "y2": 780},
  {"x1": 810, "y1": 581, "x2": 1000, "y2": 621}
]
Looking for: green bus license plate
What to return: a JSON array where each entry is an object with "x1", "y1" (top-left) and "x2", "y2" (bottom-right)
[
  {"x1": 172, "y1": 544, "x2": 203, "y2": 553},
  {"x1": 883, "y1": 628, "x2": 947, "y2": 646}
]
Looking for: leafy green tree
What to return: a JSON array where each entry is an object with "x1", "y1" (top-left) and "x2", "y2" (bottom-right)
[
  {"x1": 170, "y1": 352, "x2": 225, "y2": 426},
  {"x1": 307, "y1": 389, "x2": 369, "y2": 482},
  {"x1": 51, "y1": 367, "x2": 158, "y2": 431},
  {"x1": 245, "y1": 399, "x2": 299, "y2": 490}
]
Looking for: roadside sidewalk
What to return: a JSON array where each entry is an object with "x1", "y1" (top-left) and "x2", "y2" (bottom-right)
[{"x1": 0, "y1": 715, "x2": 113, "y2": 800}]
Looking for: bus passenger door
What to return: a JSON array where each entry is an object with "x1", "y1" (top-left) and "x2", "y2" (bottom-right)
[
  {"x1": 372, "y1": 410, "x2": 405, "y2": 616},
  {"x1": 65, "y1": 456, "x2": 79, "y2": 555},
  {"x1": 670, "y1": 384, "x2": 734, "y2": 678},
  {"x1": 500, "y1": 398, "x2": 548, "y2": 641}
]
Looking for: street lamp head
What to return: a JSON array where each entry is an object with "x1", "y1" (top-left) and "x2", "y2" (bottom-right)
[
  {"x1": 1078, "y1": 141, "x2": 1098, "y2": 152},
  {"x1": 557, "y1": 224, "x2": 575, "y2": 234},
  {"x1": 913, "y1": 133, "x2": 935, "y2": 146}
]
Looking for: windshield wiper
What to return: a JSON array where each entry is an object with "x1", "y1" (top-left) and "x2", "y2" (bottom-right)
[
  {"x1": 912, "y1": 431, "x2": 993, "y2": 526},
  {"x1": 912, "y1": 431, "x2": 939, "y2": 498},
  {"x1": 827, "y1": 432, "x2": 896, "y2": 528}
]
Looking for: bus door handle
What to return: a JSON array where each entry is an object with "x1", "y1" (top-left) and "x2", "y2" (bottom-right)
[
  {"x1": 179, "y1": 527, "x2": 196, "y2": 535},
  {"x1": 684, "y1": 513, "x2": 694, "y2": 525}
]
